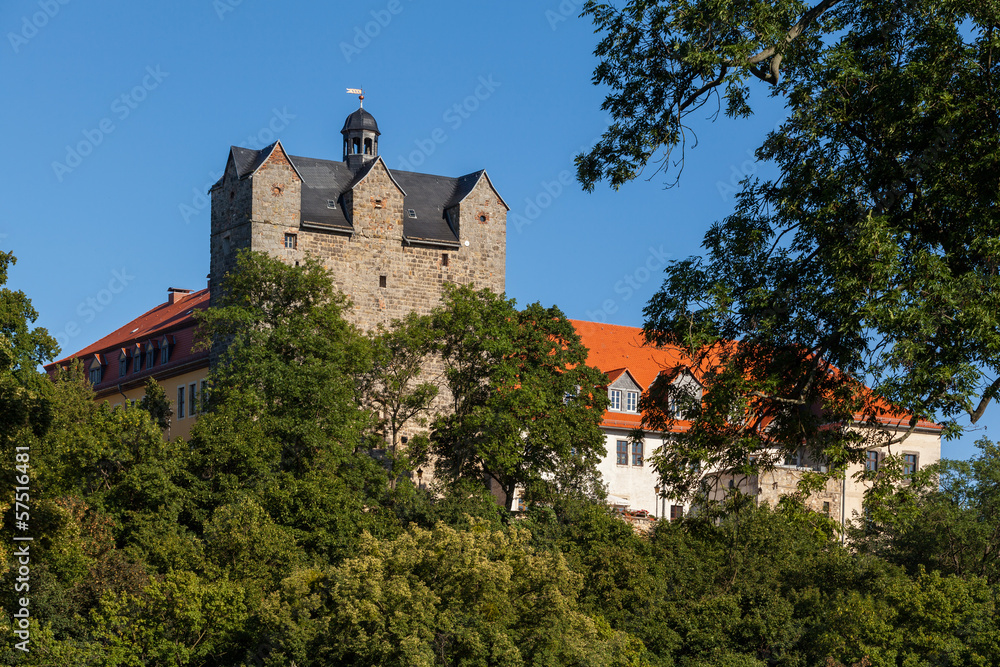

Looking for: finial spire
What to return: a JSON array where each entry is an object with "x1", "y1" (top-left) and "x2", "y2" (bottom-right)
[{"x1": 346, "y1": 87, "x2": 364, "y2": 108}]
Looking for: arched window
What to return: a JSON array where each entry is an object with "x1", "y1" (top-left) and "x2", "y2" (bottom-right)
[
  {"x1": 352, "y1": 137, "x2": 361, "y2": 154},
  {"x1": 364, "y1": 138, "x2": 373, "y2": 155}
]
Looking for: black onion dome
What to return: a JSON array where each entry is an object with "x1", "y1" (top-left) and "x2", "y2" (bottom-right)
[{"x1": 341, "y1": 108, "x2": 380, "y2": 135}]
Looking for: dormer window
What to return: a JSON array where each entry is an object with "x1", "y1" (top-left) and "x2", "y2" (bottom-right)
[
  {"x1": 609, "y1": 389, "x2": 621, "y2": 411},
  {"x1": 146, "y1": 343, "x2": 155, "y2": 369},
  {"x1": 133, "y1": 346, "x2": 142, "y2": 373},
  {"x1": 88, "y1": 355, "x2": 104, "y2": 385},
  {"x1": 118, "y1": 349, "x2": 128, "y2": 377},
  {"x1": 160, "y1": 335, "x2": 172, "y2": 364},
  {"x1": 626, "y1": 391, "x2": 638, "y2": 412}
]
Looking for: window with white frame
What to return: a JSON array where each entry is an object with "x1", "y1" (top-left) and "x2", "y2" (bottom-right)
[
  {"x1": 783, "y1": 449, "x2": 801, "y2": 467},
  {"x1": 626, "y1": 390, "x2": 638, "y2": 412},
  {"x1": 609, "y1": 389, "x2": 622, "y2": 411}
]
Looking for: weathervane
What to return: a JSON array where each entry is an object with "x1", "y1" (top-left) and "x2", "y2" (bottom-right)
[{"x1": 346, "y1": 87, "x2": 364, "y2": 108}]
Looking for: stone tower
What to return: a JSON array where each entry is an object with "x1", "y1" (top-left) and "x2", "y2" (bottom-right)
[{"x1": 209, "y1": 103, "x2": 508, "y2": 331}]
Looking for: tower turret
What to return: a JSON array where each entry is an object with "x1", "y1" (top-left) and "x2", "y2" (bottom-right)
[{"x1": 341, "y1": 101, "x2": 380, "y2": 171}]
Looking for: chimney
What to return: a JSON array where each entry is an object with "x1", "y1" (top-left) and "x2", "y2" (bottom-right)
[{"x1": 168, "y1": 287, "x2": 192, "y2": 305}]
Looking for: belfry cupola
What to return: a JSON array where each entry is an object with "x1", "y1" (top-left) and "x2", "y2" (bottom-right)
[{"x1": 341, "y1": 97, "x2": 380, "y2": 171}]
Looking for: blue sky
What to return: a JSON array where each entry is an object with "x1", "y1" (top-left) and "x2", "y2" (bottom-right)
[{"x1": 1, "y1": 0, "x2": 990, "y2": 459}]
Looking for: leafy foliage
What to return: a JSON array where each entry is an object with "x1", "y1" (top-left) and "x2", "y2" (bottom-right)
[
  {"x1": 430, "y1": 285, "x2": 610, "y2": 510},
  {"x1": 6, "y1": 250, "x2": 1000, "y2": 665},
  {"x1": 579, "y1": 0, "x2": 1000, "y2": 493}
]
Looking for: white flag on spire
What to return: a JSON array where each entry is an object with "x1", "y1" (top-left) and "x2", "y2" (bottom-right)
[{"x1": 346, "y1": 88, "x2": 363, "y2": 95}]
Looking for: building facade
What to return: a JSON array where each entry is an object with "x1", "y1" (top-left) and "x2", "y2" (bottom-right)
[
  {"x1": 569, "y1": 320, "x2": 942, "y2": 526},
  {"x1": 45, "y1": 288, "x2": 209, "y2": 441}
]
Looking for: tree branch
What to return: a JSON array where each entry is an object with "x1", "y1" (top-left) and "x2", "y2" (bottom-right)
[
  {"x1": 968, "y1": 376, "x2": 1000, "y2": 424},
  {"x1": 744, "y1": 0, "x2": 844, "y2": 83}
]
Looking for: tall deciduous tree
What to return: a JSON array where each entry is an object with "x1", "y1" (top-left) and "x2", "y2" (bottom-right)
[
  {"x1": 578, "y1": 0, "x2": 1000, "y2": 492},
  {"x1": 190, "y1": 250, "x2": 392, "y2": 558},
  {"x1": 430, "y1": 286, "x2": 609, "y2": 511},
  {"x1": 0, "y1": 250, "x2": 58, "y2": 444}
]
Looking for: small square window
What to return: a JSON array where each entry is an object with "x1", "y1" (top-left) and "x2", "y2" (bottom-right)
[
  {"x1": 442, "y1": 253, "x2": 449, "y2": 267},
  {"x1": 609, "y1": 389, "x2": 621, "y2": 411},
  {"x1": 379, "y1": 275, "x2": 387, "y2": 288},
  {"x1": 407, "y1": 209, "x2": 417, "y2": 218},
  {"x1": 374, "y1": 198, "x2": 383, "y2": 209},
  {"x1": 327, "y1": 199, "x2": 337, "y2": 209},
  {"x1": 284, "y1": 233, "x2": 297, "y2": 249},
  {"x1": 616, "y1": 440, "x2": 628, "y2": 466},
  {"x1": 670, "y1": 505, "x2": 683, "y2": 521}
]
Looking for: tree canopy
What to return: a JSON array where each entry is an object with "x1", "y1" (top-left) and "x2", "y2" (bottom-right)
[
  {"x1": 578, "y1": 0, "x2": 1000, "y2": 489},
  {"x1": 430, "y1": 285, "x2": 610, "y2": 511},
  {"x1": 5, "y1": 249, "x2": 1000, "y2": 665}
]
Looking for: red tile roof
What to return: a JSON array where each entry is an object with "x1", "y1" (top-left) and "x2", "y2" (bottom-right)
[
  {"x1": 46, "y1": 289, "x2": 210, "y2": 392},
  {"x1": 570, "y1": 319, "x2": 941, "y2": 433}
]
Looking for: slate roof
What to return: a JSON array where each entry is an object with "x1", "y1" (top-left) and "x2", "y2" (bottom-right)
[
  {"x1": 341, "y1": 108, "x2": 380, "y2": 135},
  {"x1": 287, "y1": 154, "x2": 497, "y2": 246},
  {"x1": 214, "y1": 144, "x2": 496, "y2": 245}
]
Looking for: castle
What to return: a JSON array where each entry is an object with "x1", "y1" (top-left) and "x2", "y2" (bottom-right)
[
  {"x1": 209, "y1": 102, "x2": 507, "y2": 331},
  {"x1": 47, "y1": 103, "x2": 941, "y2": 523}
]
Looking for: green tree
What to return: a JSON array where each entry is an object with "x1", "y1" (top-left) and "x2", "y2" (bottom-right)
[
  {"x1": 320, "y1": 522, "x2": 649, "y2": 667},
  {"x1": 578, "y1": 0, "x2": 1000, "y2": 491},
  {"x1": 0, "y1": 250, "x2": 58, "y2": 445},
  {"x1": 430, "y1": 285, "x2": 609, "y2": 511},
  {"x1": 138, "y1": 377, "x2": 173, "y2": 433},
  {"x1": 357, "y1": 312, "x2": 439, "y2": 481},
  {"x1": 854, "y1": 437, "x2": 1000, "y2": 585},
  {"x1": 190, "y1": 250, "x2": 394, "y2": 559}
]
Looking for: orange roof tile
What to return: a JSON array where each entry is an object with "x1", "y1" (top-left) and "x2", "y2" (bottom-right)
[{"x1": 570, "y1": 319, "x2": 941, "y2": 433}]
